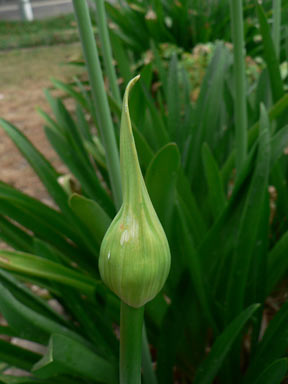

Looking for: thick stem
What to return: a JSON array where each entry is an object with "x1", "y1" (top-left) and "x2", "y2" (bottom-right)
[
  {"x1": 94, "y1": 0, "x2": 122, "y2": 105},
  {"x1": 230, "y1": 0, "x2": 248, "y2": 175},
  {"x1": 72, "y1": 0, "x2": 122, "y2": 209},
  {"x1": 120, "y1": 302, "x2": 144, "y2": 384},
  {"x1": 272, "y1": 0, "x2": 282, "y2": 59}
]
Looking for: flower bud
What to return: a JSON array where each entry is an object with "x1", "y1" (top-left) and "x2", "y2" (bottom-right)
[{"x1": 99, "y1": 76, "x2": 171, "y2": 308}]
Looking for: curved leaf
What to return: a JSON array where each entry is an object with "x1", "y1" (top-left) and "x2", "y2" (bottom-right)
[
  {"x1": 193, "y1": 304, "x2": 260, "y2": 384},
  {"x1": 0, "y1": 250, "x2": 99, "y2": 296}
]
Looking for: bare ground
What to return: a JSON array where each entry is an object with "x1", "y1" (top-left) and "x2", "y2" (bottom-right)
[{"x1": 0, "y1": 43, "x2": 83, "y2": 202}]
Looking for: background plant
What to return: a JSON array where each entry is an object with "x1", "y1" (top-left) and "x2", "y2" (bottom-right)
[{"x1": 0, "y1": 0, "x2": 288, "y2": 383}]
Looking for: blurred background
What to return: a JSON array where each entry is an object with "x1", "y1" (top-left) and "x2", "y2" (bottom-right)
[
  {"x1": 0, "y1": 0, "x2": 73, "y2": 21},
  {"x1": 0, "y1": 0, "x2": 83, "y2": 200}
]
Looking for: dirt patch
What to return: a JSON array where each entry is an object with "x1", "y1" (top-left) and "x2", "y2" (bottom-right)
[{"x1": 0, "y1": 43, "x2": 83, "y2": 202}]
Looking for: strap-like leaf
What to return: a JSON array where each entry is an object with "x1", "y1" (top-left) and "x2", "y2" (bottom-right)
[
  {"x1": 33, "y1": 333, "x2": 117, "y2": 384},
  {"x1": 193, "y1": 304, "x2": 260, "y2": 384},
  {"x1": 0, "y1": 250, "x2": 99, "y2": 296},
  {"x1": 244, "y1": 301, "x2": 288, "y2": 382}
]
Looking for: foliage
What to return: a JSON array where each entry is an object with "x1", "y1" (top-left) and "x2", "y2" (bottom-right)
[
  {"x1": 0, "y1": 0, "x2": 288, "y2": 383},
  {"x1": 0, "y1": 14, "x2": 78, "y2": 50},
  {"x1": 104, "y1": 0, "x2": 288, "y2": 59}
]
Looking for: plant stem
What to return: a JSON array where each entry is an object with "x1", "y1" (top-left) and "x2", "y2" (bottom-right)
[
  {"x1": 229, "y1": 0, "x2": 247, "y2": 175},
  {"x1": 272, "y1": 0, "x2": 282, "y2": 59},
  {"x1": 72, "y1": 0, "x2": 122, "y2": 209},
  {"x1": 142, "y1": 326, "x2": 157, "y2": 384},
  {"x1": 120, "y1": 302, "x2": 144, "y2": 384},
  {"x1": 94, "y1": 0, "x2": 122, "y2": 105}
]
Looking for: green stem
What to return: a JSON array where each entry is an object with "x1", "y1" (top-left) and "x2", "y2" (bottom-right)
[
  {"x1": 272, "y1": 0, "x2": 282, "y2": 59},
  {"x1": 94, "y1": 0, "x2": 122, "y2": 105},
  {"x1": 72, "y1": 0, "x2": 122, "y2": 209},
  {"x1": 120, "y1": 302, "x2": 144, "y2": 384},
  {"x1": 142, "y1": 326, "x2": 157, "y2": 384},
  {"x1": 229, "y1": 0, "x2": 247, "y2": 175}
]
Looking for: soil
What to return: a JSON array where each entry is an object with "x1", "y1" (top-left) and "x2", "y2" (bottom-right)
[{"x1": 0, "y1": 43, "x2": 83, "y2": 203}]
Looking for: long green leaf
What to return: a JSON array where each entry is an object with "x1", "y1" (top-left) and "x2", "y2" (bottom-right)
[
  {"x1": 193, "y1": 304, "x2": 260, "y2": 384},
  {"x1": 186, "y1": 42, "x2": 230, "y2": 182},
  {"x1": 0, "y1": 284, "x2": 86, "y2": 345},
  {"x1": 145, "y1": 143, "x2": 180, "y2": 232},
  {"x1": 256, "y1": 3, "x2": 284, "y2": 103},
  {"x1": 225, "y1": 104, "x2": 270, "y2": 322},
  {"x1": 0, "y1": 270, "x2": 67, "y2": 326},
  {"x1": 270, "y1": 125, "x2": 288, "y2": 168},
  {"x1": 221, "y1": 93, "x2": 288, "y2": 184},
  {"x1": 33, "y1": 333, "x2": 117, "y2": 384},
  {"x1": 268, "y1": 229, "x2": 288, "y2": 292},
  {"x1": 244, "y1": 301, "x2": 288, "y2": 383},
  {"x1": 176, "y1": 201, "x2": 218, "y2": 333},
  {"x1": 202, "y1": 143, "x2": 226, "y2": 220},
  {"x1": 0, "y1": 119, "x2": 68, "y2": 214},
  {"x1": 254, "y1": 359, "x2": 288, "y2": 384},
  {"x1": 0, "y1": 338, "x2": 41, "y2": 371},
  {"x1": 69, "y1": 194, "x2": 111, "y2": 245},
  {"x1": 0, "y1": 215, "x2": 33, "y2": 252},
  {"x1": 0, "y1": 250, "x2": 99, "y2": 296},
  {"x1": 167, "y1": 54, "x2": 180, "y2": 142},
  {"x1": 0, "y1": 119, "x2": 99, "y2": 256}
]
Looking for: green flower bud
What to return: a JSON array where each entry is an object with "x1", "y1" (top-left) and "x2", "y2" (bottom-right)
[{"x1": 99, "y1": 76, "x2": 171, "y2": 308}]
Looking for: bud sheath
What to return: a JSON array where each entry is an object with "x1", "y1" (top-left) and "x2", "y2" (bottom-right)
[{"x1": 99, "y1": 76, "x2": 171, "y2": 308}]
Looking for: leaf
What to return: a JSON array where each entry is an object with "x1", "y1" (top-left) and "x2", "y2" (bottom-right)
[
  {"x1": 156, "y1": 273, "x2": 194, "y2": 384},
  {"x1": 222, "y1": 93, "x2": 288, "y2": 183},
  {"x1": 167, "y1": 54, "x2": 180, "y2": 142},
  {"x1": 253, "y1": 359, "x2": 288, "y2": 384},
  {"x1": 75, "y1": 104, "x2": 93, "y2": 143},
  {"x1": 176, "y1": 170, "x2": 207, "y2": 246},
  {"x1": 110, "y1": 29, "x2": 132, "y2": 85},
  {"x1": 133, "y1": 126, "x2": 154, "y2": 169},
  {"x1": 0, "y1": 215, "x2": 33, "y2": 252},
  {"x1": 256, "y1": 4, "x2": 284, "y2": 103},
  {"x1": 0, "y1": 250, "x2": 99, "y2": 296},
  {"x1": 0, "y1": 284, "x2": 86, "y2": 345},
  {"x1": 202, "y1": 143, "x2": 226, "y2": 220},
  {"x1": 186, "y1": 42, "x2": 230, "y2": 182},
  {"x1": 270, "y1": 125, "x2": 288, "y2": 168},
  {"x1": 176, "y1": 201, "x2": 218, "y2": 333},
  {"x1": 32, "y1": 239, "x2": 117, "y2": 358},
  {"x1": 0, "y1": 119, "x2": 68, "y2": 215},
  {"x1": 145, "y1": 144, "x2": 180, "y2": 232},
  {"x1": 0, "y1": 119, "x2": 105, "y2": 256},
  {"x1": 225, "y1": 104, "x2": 270, "y2": 322},
  {"x1": 243, "y1": 301, "x2": 288, "y2": 383},
  {"x1": 69, "y1": 194, "x2": 111, "y2": 246},
  {"x1": 129, "y1": 64, "x2": 153, "y2": 129},
  {"x1": 0, "y1": 377, "x2": 44, "y2": 384},
  {"x1": 51, "y1": 79, "x2": 89, "y2": 111},
  {"x1": 268, "y1": 229, "x2": 288, "y2": 292},
  {"x1": 193, "y1": 304, "x2": 260, "y2": 384},
  {"x1": 0, "y1": 181, "x2": 83, "y2": 255},
  {"x1": 43, "y1": 95, "x2": 114, "y2": 215},
  {"x1": 141, "y1": 86, "x2": 169, "y2": 149},
  {"x1": 0, "y1": 338, "x2": 41, "y2": 371},
  {"x1": 33, "y1": 334, "x2": 117, "y2": 384},
  {"x1": 0, "y1": 270, "x2": 67, "y2": 326},
  {"x1": 0, "y1": 375, "x2": 78, "y2": 384}
]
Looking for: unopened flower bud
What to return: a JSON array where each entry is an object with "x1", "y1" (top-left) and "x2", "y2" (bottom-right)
[{"x1": 99, "y1": 76, "x2": 171, "y2": 308}]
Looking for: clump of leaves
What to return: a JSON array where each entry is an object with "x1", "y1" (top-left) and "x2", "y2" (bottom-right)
[{"x1": 0, "y1": 1, "x2": 288, "y2": 383}]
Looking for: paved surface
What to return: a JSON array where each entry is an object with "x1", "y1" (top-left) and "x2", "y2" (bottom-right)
[{"x1": 0, "y1": 0, "x2": 73, "y2": 20}]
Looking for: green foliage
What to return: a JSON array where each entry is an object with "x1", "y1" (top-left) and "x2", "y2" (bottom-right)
[
  {"x1": 0, "y1": 0, "x2": 288, "y2": 383},
  {"x1": 0, "y1": 14, "x2": 78, "y2": 50}
]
